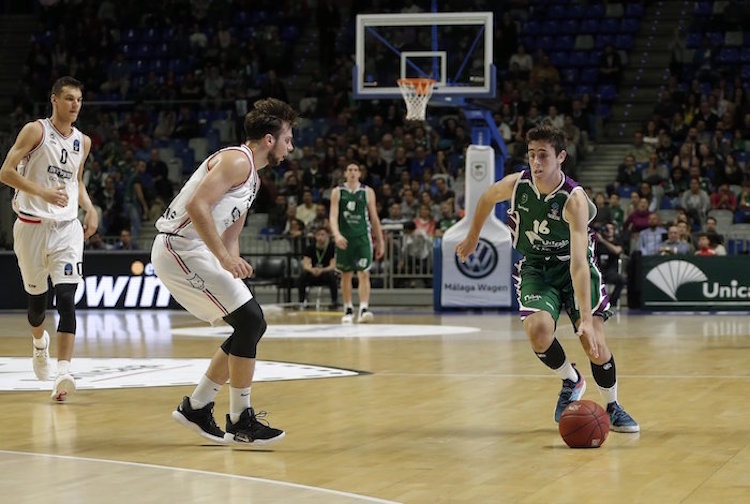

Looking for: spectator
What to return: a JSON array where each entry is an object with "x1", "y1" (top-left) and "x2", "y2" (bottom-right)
[
  {"x1": 298, "y1": 227, "x2": 338, "y2": 309},
  {"x1": 629, "y1": 131, "x2": 654, "y2": 164},
  {"x1": 114, "y1": 229, "x2": 139, "y2": 250},
  {"x1": 398, "y1": 221, "x2": 431, "y2": 287},
  {"x1": 86, "y1": 231, "x2": 112, "y2": 251},
  {"x1": 435, "y1": 201, "x2": 457, "y2": 237},
  {"x1": 609, "y1": 193, "x2": 625, "y2": 230},
  {"x1": 595, "y1": 222, "x2": 626, "y2": 308},
  {"x1": 694, "y1": 233, "x2": 718, "y2": 256},
  {"x1": 703, "y1": 217, "x2": 727, "y2": 255},
  {"x1": 638, "y1": 212, "x2": 667, "y2": 256},
  {"x1": 680, "y1": 177, "x2": 711, "y2": 225},
  {"x1": 414, "y1": 203, "x2": 436, "y2": 238},
  {"x1": 658, "y1": 226, "x2": 691, "y2": 256},
  {"x1": 710, "y1": 183, "x2": 738, "y2": 212},
  {"x1": 598, "y1": 44, "x2": 623, "y2": 85},
  {"x1": 295, "y1": 189, "x2": 317, "y2": 227}
]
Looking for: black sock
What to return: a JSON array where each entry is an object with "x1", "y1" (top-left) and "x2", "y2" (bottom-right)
[
  {"x1": 591, "y1": 355, "x2": 616, "y2": 388},
  {"x1": 535, "y1": 338, "x2": 566, "y2": 370}
]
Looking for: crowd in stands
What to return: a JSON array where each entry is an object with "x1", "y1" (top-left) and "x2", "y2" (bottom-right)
[{"x1": 3, "y1": 1, "x2": 750, "y2": 288}]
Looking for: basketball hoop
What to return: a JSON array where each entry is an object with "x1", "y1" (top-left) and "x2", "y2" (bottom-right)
[{"x1": 397, "y1": 78, "x2": 436, "y2": 122}]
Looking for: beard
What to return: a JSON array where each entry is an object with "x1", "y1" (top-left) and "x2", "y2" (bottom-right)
[{"x1": 267, "y1": 150, "x2": 281, "y2": 168}]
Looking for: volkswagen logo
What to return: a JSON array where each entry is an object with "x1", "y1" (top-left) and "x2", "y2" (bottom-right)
[{"x1": 455, "y1": 238, "x2": 498, "y2": 279}]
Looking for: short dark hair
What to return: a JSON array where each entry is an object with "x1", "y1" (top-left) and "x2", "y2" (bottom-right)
[
  {"x1": 526, "y1": 124, "x2": 567, "y2": 155},
  {"x1": 244, "y1": 98, "x2": 298, "y2": 141},
  {"x1": 51, "y1": 76, "x2": 83, "y2": 96}
]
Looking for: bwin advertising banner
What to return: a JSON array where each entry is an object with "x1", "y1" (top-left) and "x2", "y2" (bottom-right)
[{"x1": 437, "y1": 145, "x2": 513, "y2": 308}]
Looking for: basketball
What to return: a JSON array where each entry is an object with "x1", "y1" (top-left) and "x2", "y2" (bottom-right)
[{"x1": 558, "y1": 400, "x2": 609, "y2": 448}]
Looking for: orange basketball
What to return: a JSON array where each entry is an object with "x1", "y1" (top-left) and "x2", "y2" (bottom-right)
[{"x1": 558, "y1": 400, "x2": 609, "y2": 448}]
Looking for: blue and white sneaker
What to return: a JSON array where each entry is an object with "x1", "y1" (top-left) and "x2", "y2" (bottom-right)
[
  {"x1": 554, "y1": 366, "x2": 586, "y2": 423},
  {"x1": 607, "y1": 402, "x2": 640, "y2": 433}
]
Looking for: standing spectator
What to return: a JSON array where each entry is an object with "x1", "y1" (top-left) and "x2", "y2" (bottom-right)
[{"x1": 680, "y1": 177, "x2": 711, "y2": 225}]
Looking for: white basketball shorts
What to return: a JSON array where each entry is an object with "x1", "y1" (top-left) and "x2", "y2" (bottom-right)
[
  {"x1": 151, "y1": 234, "x2": 252, "y2": 324},
  {"x1": 13, "y1": 217, "x2": 84, "y2": 295}
]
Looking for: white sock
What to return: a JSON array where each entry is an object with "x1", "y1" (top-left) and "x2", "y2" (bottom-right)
[
  {"x1": 359, "y1": 303, "x2": 368, "y2": 313},
  {"x1": 189, "y1": 375, "x2": 223, "y2": 409},
  {"x1": 33, "y1": 331, "x2": 48, "y2": 349},
  {"x1": 57, "y1": 360, "x2": 71, "y2": 375},
  {"x1": 345, "y1": 303, "x2": 353, "y2": 312},
  {"x1": 228, "y1": 386, "x2": 251, "y2": 423},
  {"x1": 598, "y1": 382, "x2": 618, "y2": 405},
  {"x1": 553, "y1": 360, "x2": 579, "y2": 383}
]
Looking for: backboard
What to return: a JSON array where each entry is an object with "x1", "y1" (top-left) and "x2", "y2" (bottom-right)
[{"x1": 353, "y1": 12, "x2": 495, "y2": 100}]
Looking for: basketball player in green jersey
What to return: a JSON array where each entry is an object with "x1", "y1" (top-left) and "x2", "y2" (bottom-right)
[
  {"x1": 330, "y1": 163, "x2": 384, "y2": 323},
  {"x1": 456, "y1": 125, "x2": 639, "y2": 433}
]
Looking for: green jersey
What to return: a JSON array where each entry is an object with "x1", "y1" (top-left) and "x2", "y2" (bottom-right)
[
  {"x1": 338, "y1": 183, "x2": 370, "y2": 238},
  {"x1": 508, "y1": 170, "x2": 596, "y2": 263}
]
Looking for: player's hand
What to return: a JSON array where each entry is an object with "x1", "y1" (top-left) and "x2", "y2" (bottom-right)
[
  {"x1": 576, "y1": 319, "x2": 600, "y2": 359},
  {"x1": 220, "y1": 255, "x2": 253, "y2": 279},
  {"x1": 455, "y1": 234, "x2": 479, "y2": 262},
  {"x1": 375, "y1": 240, "x2": 384, "y2": 260},
  {"x1": 42, "y1": 185, "x2": 68, "y2": 207},
  {"x1": 83, "y1": 210, "x2": 98, "y2": 240},
  {"x1": 334, "y1": 234, "x2": 348, "y2": 249}
]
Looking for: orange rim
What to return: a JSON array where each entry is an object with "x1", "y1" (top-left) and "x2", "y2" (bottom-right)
[{"x1": 397, "y1": 78, "x2": 436, "y2": 96}]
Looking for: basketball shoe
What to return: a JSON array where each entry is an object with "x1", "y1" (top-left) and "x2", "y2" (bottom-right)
[
  {"x1": 224, "y1": 407, "x2": 285, "y2": 446},
  {"x1": 607, "y1": 402, "x2": 640, "y2": 433},
  {"x1": 554, "y1": 367, "x2": 586, "y2": 423},
  {"x1": 32, "y1": 331, "x2": 51, "y2": 381},
  {"x1": 358, "y1": 307, "x2": 374, "y2": 323},
  {"x1": 341, "y1": 307, "x2": 354, "y2": 324},
  {"x1": 172, "y1": 396, "x2": 226, "y2": 444},
  {"x1": 51, "y1": 373, "x2": 76, "y2": 401}
]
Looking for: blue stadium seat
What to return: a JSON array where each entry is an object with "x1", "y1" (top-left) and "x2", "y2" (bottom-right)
[
  {"x1": 718, "y1": 47, "x2": 740, "y2": 64},
  {"x1": 561, "y1": 67, "x2": 579, "y2": 84},
  {"x1": 122, "y1": 29, "x2": 139, "y2": 44},
  {"x1": 580, "y1": 19, "x2": 600, "y2": 34},
  {"x1": 576, "y1": 84, "x2": 595, "y2": 96},
  {"x1": 619, "y1": 18, "x2": 639, "y2": 34},
  {"x1": 558, "y1": 35, "x2": 575, "y2": 50},
  {"x1": 598, "y1": 84, "x2": 617, "y2": 102},
  {"x1": 614, "y1": 34, "x2": 634, "y2": 50},
  {"x1": 580, "y1": 67, "x2": 599, "y2": 84},
  {"x1": 707, "y1": 32, "x2": 724, "y2": 47},
  {"x1": 587, "y1": 4, "x2": 605, "y2": 18},
  {"x1": 600, "y1": 18, "x2": 619, "y2": 34},
  {"x1": 522, "y1": 20, "x2": 540, "y2": 35},
  {"x1": 625, "y1": 3, "x2": 644, "y2": 17},
  {"x1": 595, "y1": 34, "x2": 615, "y2": 48},
  {"x1": 550, "y1": 51, "x2": 570, "y2": 67},
  {"x1": 561, "y1": 20, "x2": 580, "y2": 35},
  {"x1": 569, "y1": 51, "x2": 589, "y2": 67},
  {"x1": 694, "y1": 1, "x2": 712, "y2": 16},
  {"x1": 686, "y1": 32, "x2": 703, "y2": 48}
]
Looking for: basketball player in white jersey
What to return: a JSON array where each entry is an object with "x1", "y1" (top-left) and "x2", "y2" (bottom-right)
[
  {"x1": 0, "y1": 76, "x2": 98, "y2": 401},
  {"x1": 152, "y1": 98, "x2": 297, "y2": 446}
]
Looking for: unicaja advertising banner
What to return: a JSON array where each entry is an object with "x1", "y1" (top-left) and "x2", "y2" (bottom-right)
[
  {"x1": 642, "y1": 256, "x2": 750, "y2": 310},
  {"x1": 436, "y1": 145, "x2": 513, "y2": 308}
]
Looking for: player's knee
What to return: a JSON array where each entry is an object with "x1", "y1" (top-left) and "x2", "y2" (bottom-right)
[
  {"x1": 55, "y1": 283, "x2": 77, "y2": 334},
  {"x1": 27, "y1": 292, "x2": 48, "y2": 328},
  {"x1": 223, "y1": 299, "x2": 267, "y2": 358}
]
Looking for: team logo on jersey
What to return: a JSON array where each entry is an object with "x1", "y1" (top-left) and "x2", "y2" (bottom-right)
[
  {"x1": 517, "y1": 193, "x2": 530, "y2": 212},
  {"x1": 547, "y1": 202, "x2": 561, "y2": 221},
  {"x1": 454, "y1": 238, "x2": 498, "y2": 279},
  {"x1": 73, "y1": 139, "x2": 80, "y2": 152},
  {"x1": 187, "y1": 273, "x2": 205, "y2": 290},
  {"x1": 64, "y1": 263, "x2": 74, "y2": 276}
]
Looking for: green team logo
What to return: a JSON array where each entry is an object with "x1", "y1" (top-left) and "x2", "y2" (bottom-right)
[{"x1": 645, "y1": 260, "x2": 708, "y2": 301}]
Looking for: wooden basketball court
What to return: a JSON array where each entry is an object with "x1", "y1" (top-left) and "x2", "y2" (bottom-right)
[{"x1": 0, "y1": 307, "x2": 748, "y2": 503}]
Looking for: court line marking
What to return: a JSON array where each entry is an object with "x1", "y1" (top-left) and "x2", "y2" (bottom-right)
[
  {"x1": 0, "y1": 449, "x2": 400, "y2": 504},
  {"x1": 375, "y1": 372, "x2": 750, "y2": 380}
]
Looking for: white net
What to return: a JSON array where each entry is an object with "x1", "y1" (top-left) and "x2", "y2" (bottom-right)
[{"x1": 397, "y1": 78, "x2": 436, "y2": 121}]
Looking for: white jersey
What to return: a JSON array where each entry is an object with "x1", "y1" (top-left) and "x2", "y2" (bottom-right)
[
  {"x1": 156, "y1": 144, "x2": 260, "y2": 241},
  {"x1": 12, "y1": 118, "x2": 85, "y2": 222}
]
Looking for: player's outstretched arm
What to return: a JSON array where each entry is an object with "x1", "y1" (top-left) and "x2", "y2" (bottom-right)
[{"x1": 456, "y1": 172, "x2": 520, "y2": 262}]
